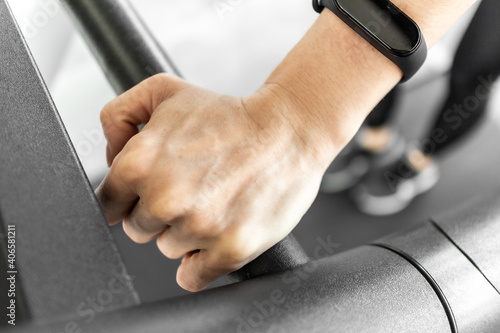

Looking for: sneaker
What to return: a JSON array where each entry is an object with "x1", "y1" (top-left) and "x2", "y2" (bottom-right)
[
  {"x1": 320, "y1": 130, "x2": 405, "y2": 193},
  {"x1": 351, "y1": 148, "x2": 440, "y2": 216}
]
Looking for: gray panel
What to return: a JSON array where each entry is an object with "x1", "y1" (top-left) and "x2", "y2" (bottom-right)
[
  {"x1": 432, "y1": 192, "x2": 500, "y2": 293},
  {"x1": 376, "y1": 222, "x2": 500, "y2": 332},
  {"x1": 11, "y1": 246, "x2": 451, "y2": 333},
  {"x1": 0, "y1": 0, "x2": 139, "y2": 325}
]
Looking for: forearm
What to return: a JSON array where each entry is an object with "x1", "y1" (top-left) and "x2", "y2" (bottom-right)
[{"x1": 254, "y1": 0, "x2": 478, "y2": 165}]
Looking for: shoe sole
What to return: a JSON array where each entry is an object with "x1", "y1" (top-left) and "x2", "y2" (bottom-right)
[{"x1": 352, "y1": 165, "x2": 440, "y2": 216}]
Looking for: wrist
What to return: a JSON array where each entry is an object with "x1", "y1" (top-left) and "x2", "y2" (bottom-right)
[
  {"x1": 262, "y1": 10, "x2": 401, "y2": 163},
  {"x1": 257, "y1": 0, "x2": 477, "y2": 167},
  {"x1": 243, "y1": 84, "x2": 337, "y2": 172}
]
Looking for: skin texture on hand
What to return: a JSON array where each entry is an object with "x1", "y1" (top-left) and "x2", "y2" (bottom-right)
[
  {"x1": 96, "y1": 74, "x2": 329, "y2": 291},
  {"x1": 96, "y1": 0, "x2": 477, "y2": 292}
]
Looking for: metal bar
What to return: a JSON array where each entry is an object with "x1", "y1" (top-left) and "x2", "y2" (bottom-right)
[
  {"x1": 229, "y1": 234, "x2": 310, "y2": 281},
  {"x1": 60, "y1": 0, "x2": 182, "y2": 94},
  {"x1": 0, "y1": 0, "x2": 139, "y2": 325}
]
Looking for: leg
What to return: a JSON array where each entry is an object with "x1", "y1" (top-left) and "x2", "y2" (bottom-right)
[
  {"x1": 359, "y1": 86, "x2": 401, "y2": 152},
  {"x1": 321, "y1": 87, "x2": 402, "y2": 193},
  {"x1": 365, "y1": 86, "x2": 399, "y2": 128},
  {"x1": 421, "y1": 0, "x2": 500, "y2": 156},
  {"x1": 353, "y1": 0, "x2": 500, "y2": 214}
]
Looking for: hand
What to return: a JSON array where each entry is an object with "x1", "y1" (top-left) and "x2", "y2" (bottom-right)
[
  {"x1": 95, "y1": 0, "x2": 475, "y2": 292},
  {"x1": 96, "y1": 74, "x2": 332, "y2": 292}
]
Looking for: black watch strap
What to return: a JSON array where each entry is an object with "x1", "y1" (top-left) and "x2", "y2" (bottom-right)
[
  {"x1": 313, "y1": 0, "x2": 427, "y2": 82},
  {"x1": 313, "y1": 0, "x2": 324, "y2": 13}
]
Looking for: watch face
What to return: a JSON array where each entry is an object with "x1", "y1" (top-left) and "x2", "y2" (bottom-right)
[{"x1": 336, "y1": 0, "x2": 420, "y2": 54}]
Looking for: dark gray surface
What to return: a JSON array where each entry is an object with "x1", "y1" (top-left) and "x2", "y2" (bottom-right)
[
  {"x1": 295, "y1": 74, "x2": 500, "y2": 259},
  {"x1": 0, "y1": 0, "x2": 138, "y2": 325},
  {"x1": 433, "y1": 192, "x2": 500, "y2": 293},
  {"x1": 377, "y1": 222, "x2": 500, "y2": 332},
  {"x1": 60, "y1": 0, "x2": 181, "y2": 94},
  {"x1": 58, "y1": 0, "x2": 191, "y2": 302},
  {"x1": 9, "y1": 246, "x2": 452, "y2": 333}
]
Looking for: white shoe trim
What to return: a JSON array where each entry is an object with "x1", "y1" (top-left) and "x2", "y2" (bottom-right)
[{"x1": 352, "y1": 163, "x2": 440, "y2": 216}]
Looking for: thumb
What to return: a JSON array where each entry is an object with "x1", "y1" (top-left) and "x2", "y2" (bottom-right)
[
  {"x1": 100, "y1": 74, "x2": 180, "y2": 166},
  {"x1": 176, "y1": 250, "x2": 233, "y2": 292}
]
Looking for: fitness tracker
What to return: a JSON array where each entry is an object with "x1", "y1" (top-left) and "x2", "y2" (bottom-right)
[{"x1": 313, "y1": 0, "x2": 427, "y2": 82}]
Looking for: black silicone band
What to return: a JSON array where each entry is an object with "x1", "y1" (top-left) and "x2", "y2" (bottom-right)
[{"x1": 313, "y1": 0, "x2": 427, "y2": 82}]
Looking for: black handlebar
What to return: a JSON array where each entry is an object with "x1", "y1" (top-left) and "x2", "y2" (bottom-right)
[{"x1": 60, "y1": 0, "x2": 181, "y2": 94}]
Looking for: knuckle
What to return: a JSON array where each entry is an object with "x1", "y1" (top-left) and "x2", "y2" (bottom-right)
[
  {"x1": 225, "y1": 246, "x2": 252, "y2": 266},
  {"x1": 114, "y1": 150, "x2": 150, "y2": 184},
  {"x1": 215, "y1": 227, "x2": 259, "y2": 268},
  {"x1": 149, "y1": 73, "x2": 179, "y2": 86},
  {"x1": 216, "y1": 242, "x2": 252, "y2": 269},
  {"x1": 122, "y1": 220, "x2": 152, "y2": 244},
  {"x1": 185, "y1": 214, "x2": 221, "y2": 239},
  {"x1": 156, "y1": 236, "x2": 183, "y2": 259},
  {"x1": 100, "y1": 104, "x2": 115, "y2": 132},
  {"x1": 149, "y1": 195, "x2": 186, "y2": 222},
  {"x1": 147, "y1": 73, "x2": 187, "y2": 101}
]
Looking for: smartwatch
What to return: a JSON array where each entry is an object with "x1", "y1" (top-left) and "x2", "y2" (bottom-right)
[{"x1": 313, "y1": 0, "x2": 427, "y2": 82}]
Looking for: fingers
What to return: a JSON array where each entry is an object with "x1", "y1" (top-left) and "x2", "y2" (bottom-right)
[
  {"x1": 175, "y1": 228, "x2": 259, "y2": 292},
  {"x1": 156, "y1": 229, "x2": 200, "y2": 260},
  {"x1": 122, "y1": 197, "x2": 170, "y2": 244},
  {"x1": 96, "y1": 135, "x2": 155, "y2": 225},
  {"x1": 100, "y1": 74, "x2": 182, "y2": 166},
  {"x1": 95, "y1": 166, "x2": 139, "y2": 226},
  {"x1": 95, "y1": 79, "x2": 288, "y2": 293},
  {"x1": 176, "y1": 250, "x2": 235, "y2": 292}
]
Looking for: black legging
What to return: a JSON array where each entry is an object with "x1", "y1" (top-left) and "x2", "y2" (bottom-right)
[
  {"x1": 365, "y1": 0, "x2": 500, "y2": 155},
  {"x1": 365, "y1": 86, "x2": 400, "y2": 127}
]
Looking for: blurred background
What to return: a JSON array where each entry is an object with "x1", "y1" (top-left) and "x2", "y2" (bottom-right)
[{"x1": 8, "y1": 0, "x2": 500, "y2": 302}]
